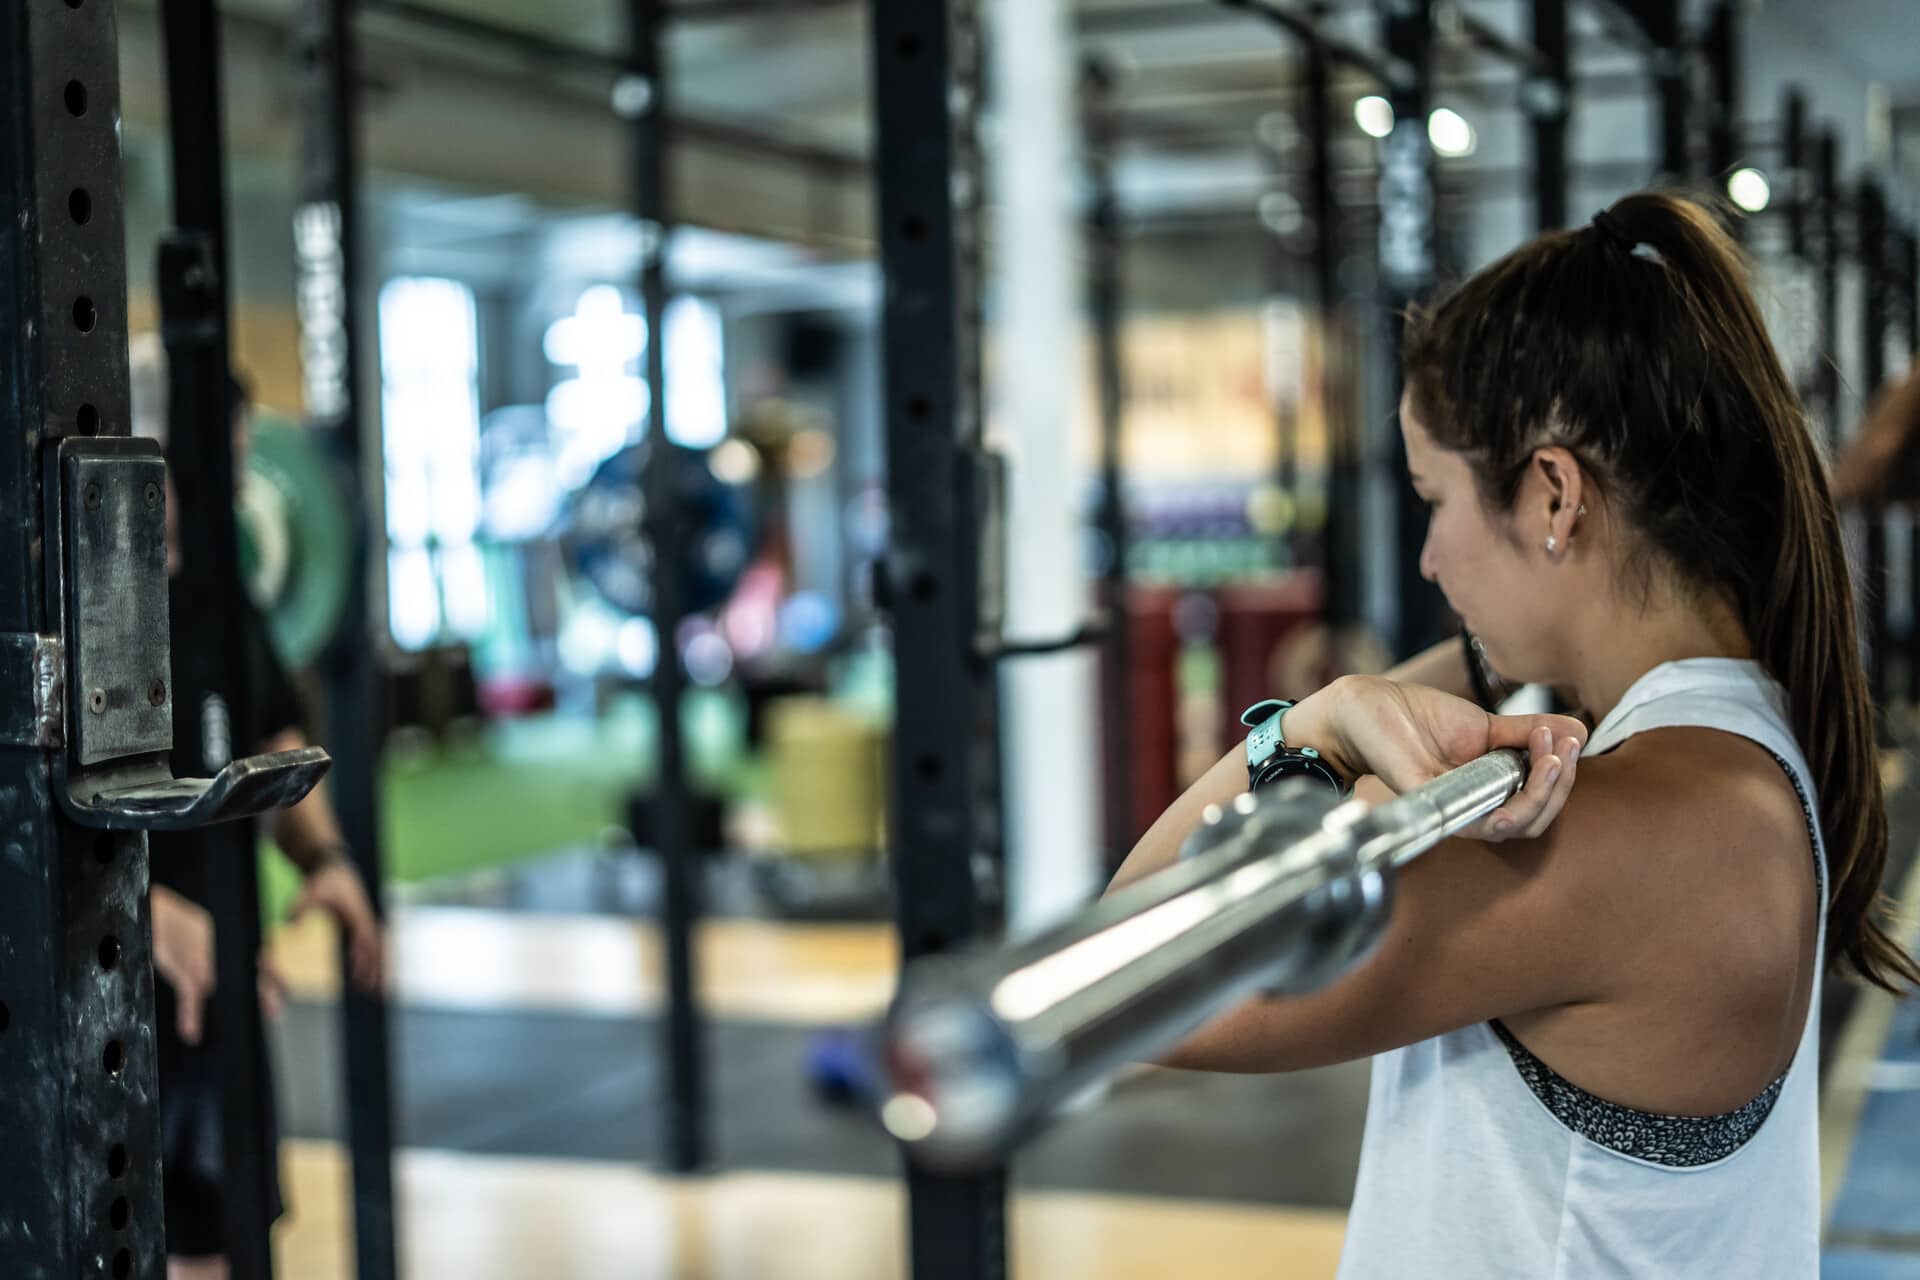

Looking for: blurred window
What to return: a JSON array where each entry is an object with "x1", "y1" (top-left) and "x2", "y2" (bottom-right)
[{"x1": 380, "y1": 276, "x2": 487, "y2": 651}]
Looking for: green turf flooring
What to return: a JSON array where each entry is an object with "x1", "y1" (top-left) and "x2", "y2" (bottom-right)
[{"x1": 259, "y1": 693, "x2": 758, "y2": 921}]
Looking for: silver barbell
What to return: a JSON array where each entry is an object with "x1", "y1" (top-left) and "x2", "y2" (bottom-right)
[{"x1": 876, "y1": 749, "x2": 1528, "y2": 1171}]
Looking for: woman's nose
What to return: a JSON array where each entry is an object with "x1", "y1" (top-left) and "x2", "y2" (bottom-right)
[{"x1": 1419, "y1": 532, "x2": 1439, "y2": 585}]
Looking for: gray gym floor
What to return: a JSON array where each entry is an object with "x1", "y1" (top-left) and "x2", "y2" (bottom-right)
[{"x1": 270, "y1": 1000, "x2": 1370, "y2": 1207}]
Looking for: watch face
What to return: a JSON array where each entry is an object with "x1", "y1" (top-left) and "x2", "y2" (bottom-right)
[{"x1": 1253, "y1": 753, "x2": 1343, "y2": 794}]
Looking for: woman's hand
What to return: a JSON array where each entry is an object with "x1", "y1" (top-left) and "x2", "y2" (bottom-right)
[
  {"x1": 1289, "y1": 675, "x2": 1589, "y2": 840},
  {"x1": 151, "y1": 884, "x2": 216, "y2": 1045}
]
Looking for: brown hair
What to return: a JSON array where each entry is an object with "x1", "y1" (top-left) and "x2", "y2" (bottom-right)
[{"x1": 1403, "y1": 190, "x2": 1918, "y2": 992}]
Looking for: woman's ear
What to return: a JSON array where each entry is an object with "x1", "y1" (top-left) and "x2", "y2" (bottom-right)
[{"x1": 1532, "y1": 448, "x2": 1587, "y2": 555}]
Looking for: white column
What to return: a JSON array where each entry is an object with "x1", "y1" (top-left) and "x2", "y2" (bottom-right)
[{"x1": 989, "y1": 0, "x2": 1103, "y2": 937}]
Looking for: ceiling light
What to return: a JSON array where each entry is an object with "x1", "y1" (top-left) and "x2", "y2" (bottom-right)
[
  {"x1": 1354, "y1": 96, "x2": 1394, "y2": 139},
  {"x1": 1428, "y1": 107, "x2": 1476, "y2": 157},
  {"x1": 1727, "y1": 167, "x2": 1771, "y2": 213}
]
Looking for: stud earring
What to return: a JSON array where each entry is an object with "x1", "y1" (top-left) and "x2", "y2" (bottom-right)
[
  {"x1": 1576, "y1": 504, "x2": 1588, "y2": 516},
  {"x1": 1545, "y1": 535, "x2": 1558, "y2": 553}
]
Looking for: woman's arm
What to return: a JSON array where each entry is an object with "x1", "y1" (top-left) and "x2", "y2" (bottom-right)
[
  {"x1": 1105, "y1": 676, "x2": 1593, "y2": 1072},
  {"x1": 1108, "y1": 640, "x2": 1486, "y2": 895},
  {"x1": 264, "y1": 726, "x2": 385, "y2": 992},
  {"x1": 1156, "y1": 747, "x2": 1629, "y2": 1072}
]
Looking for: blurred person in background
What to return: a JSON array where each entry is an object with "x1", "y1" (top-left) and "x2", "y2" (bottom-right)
[{"x1": 130, "y1": 336, "x2": 384, "y2": 1280}]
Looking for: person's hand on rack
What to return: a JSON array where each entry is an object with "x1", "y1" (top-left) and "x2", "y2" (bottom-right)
[
  {"x1": 151, "y1": 884, "x2": 216, "y2": 1045},
  {"x1": 287, "y1": 852, "x2": 385, "y2": 993}
]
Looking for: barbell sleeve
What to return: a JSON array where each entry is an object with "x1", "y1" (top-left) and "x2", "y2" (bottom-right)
[{"x1": 877, "y1": 748, "x2": 1528, "y2": 1171}]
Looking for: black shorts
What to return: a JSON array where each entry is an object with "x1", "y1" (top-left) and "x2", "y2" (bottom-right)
[{"x1": 154, "y1": 976, "x2": 285, "y2": 1259}]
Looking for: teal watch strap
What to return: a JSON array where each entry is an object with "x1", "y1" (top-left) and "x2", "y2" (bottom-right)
[
  {"x1": 1243, "y1": 697, "x2": 1327, "y2": 769},
  {"x1": 1241, "y1": 698, "x2": 1291, "y2": 774}
]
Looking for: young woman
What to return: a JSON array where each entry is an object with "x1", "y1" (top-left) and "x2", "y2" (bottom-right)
[{"x1": 1110, "y1": 192, "x2": 1919, "y2": 1277}]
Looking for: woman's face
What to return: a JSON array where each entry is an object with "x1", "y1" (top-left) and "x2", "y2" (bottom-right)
[{"x1": 1401, "y1": 393, "x2": 1572, "y2": 686}]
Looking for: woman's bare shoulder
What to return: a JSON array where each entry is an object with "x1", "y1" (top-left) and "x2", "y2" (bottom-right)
[{"x1": 1568, "y1": 726, "x2": 1815, "y2": 980}]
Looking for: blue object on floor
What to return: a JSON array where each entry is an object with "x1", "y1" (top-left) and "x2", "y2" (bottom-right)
[
  {"x1": 805, "y1": 1027, "x2": 880, "y2": 1109},
  {"x1": 1822, "y1": 1249, "x2": 1920, "y2": 1279}
]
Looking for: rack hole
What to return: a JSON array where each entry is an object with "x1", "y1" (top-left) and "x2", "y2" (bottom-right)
[
  {"x1": 902, "y1": 213, "x2": 928, "y2": 242},
  {"x1": 110, "y1": 1197, "x2": 129, "y2": 1230},
  {"x1": 107, "y1": 1143, "x2": 128, "y2": 1178},
  {"x1": 66, "y1": 0, "x2": 86, "y2": 9},
  {"x1": 0, "y1": 1001, "x2": 9, "y2": 1033},
  {"x1": 69, "y1": 187, "x2": 92, "y2": 225},
  {"x1": 73, "y1": 297, "x2": 97, "y2": 333},
  {"x1": 103, "y1": 1039, "x2": 124, "y2": 1077},
  {"x1": 112, "y1": 1248, "x2": 131, "y2": 1279},
  {"x1": 905, "y1": 395, "x2": 932, "y2": 422},
  {"x1": 896, "y1": 33, "x2": 921, "y2": 58},
  {"x1": 98, "y1": 935, "x2": 120, "y2": 971},
  {"x1": 914, "y1": 752, "x2": 942, "y2": 781},
  {"x1": 76, "y1": 403, "x2": 100, "y2": 433},
  {"x1": 64, "y1": 80, "x2": 87, "y2": 116}
]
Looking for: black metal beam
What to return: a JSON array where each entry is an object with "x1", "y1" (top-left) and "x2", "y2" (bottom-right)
[
  {"x1": 868, "y1": 0, "x2": 1008, "y2": 1276},
  {"x1": 1903, "y1": 226, "x2": 1920, "y2": 706},
  {"x1": 669, "y1": 0, "x2": 854, "y2": 18},
  {"x1": 1815, "y1": 129, "x2": 1840, "y2": 451},
  {"x1": 1086, "y1": 163, "x2": 1660, "y2": 242},
  {"x1": 1703, "y1": 1, "x2": 1740, "y2": 183},
  {"x1": 157, "y1": 1, "x2": 275, "y2": 1275},
  {"x1": 1905, "y1": 228, "x2": 1920, "y2": 357},
  {"x1": 1079, "y1": 0, "x2": 1403, "y2": 89},
  {"x1": 1528, "y1": 0, "x2": 1569, "y2": 230},
  {"x1": 1085, "y1": 58, "x2": 1134, "y2": 867},
  {"x1": 1299, "y1": 28, "x2": 1362, "y2": 632},
  {"x1": 1783, "y1": 88, "x2": 1808, "y2": 258},
  {"x1": 1378, "y1": 0, "x2": 1444, "y2": 659},
  {"x1": 1455, "y1": 10, "x2": 1548, "y2": 74},
  {"x1": 1580, "y1": 0, "x2": 1661, "y2": 57},
  {"x1": 1861, "y1": 178, "x2": 1890, "y2": 704},
  {"x1": 625, "y1": 0, "x2": 709, "y2": 1176},
  {"x1": 363, "y1": 0, "x2": 851, "y2": 44},
  {"x1": 1223, "y1": 0, "x2": 1405, "y2": 88},
  {"x1": 0, "y1": 4, "x2": 166, "y2": 1277},
  {"x1": 1614, "y1": 0, "x2": 1690, "y2": 180},
  {"x1": 291, "y1": 2, "x2": 399, "y2": 1274},
  {"x1": 356, "y1": 0, "x2": 869, "y2": 180},
  {"x1": 1093, "y1": 68, "x2": 1649, "y2": 130}
]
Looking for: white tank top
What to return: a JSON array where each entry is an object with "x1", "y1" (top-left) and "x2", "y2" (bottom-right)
[{"x1": 1337, "y1": 658, "x2": 1828, "y2": 1279}]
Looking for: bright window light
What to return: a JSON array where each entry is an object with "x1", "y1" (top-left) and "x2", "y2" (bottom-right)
[
  {"x1": 543, "y1": 285, "x2": 648, "y2": 368},
  {"x1": 665, "y1": 296, "x2": 728, "y2": 449},
  {"x1": 1428, "y1": 107, "x2": 1476, "y2": 157},
  {"x1": 1728, "y1": 167, "x2": 1771, "y2": 213},
  {"x1": 542, "y1": 288, "x2": 728, "y2": 468},
  {"x1": 615, "y1": 616, "x2": 658, "y2": 678},
  {"x1": 545, "y1": 286, "x2": 650, "y2": 488},
  {"x1": 379, "y1": 276, "x2": 486, "y2": 651},
  {"x1": 387, "y1": 545, "x2": 441, "y2": 653},
  {"x1": 1354, "y1": 95, "x2": 1394, "y2": 139}
]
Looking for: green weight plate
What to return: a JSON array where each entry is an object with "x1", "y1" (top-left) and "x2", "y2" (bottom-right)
[{"x1": 237, "y1": 414, "x2": 355, "y2": 668}]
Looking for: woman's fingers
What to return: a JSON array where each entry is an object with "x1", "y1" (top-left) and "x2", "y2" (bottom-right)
[
  {"x1": 1484, "y1": 711, "x2": 1588, "y2": 755},
  {"x1": 1492, "y1": 730, "x2": 1560, "y2": 832},
  {"x1": 1475, "y1": 727, "x2": 1579, "y2": 841},
  {"x1": 1521, "y1": 735, "x2": 1582, "y2": 838}
]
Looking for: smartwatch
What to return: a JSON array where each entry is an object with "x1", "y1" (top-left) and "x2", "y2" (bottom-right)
[{"x1": 1241, "y1": 698, "x2": 1347, "y2": 795}]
